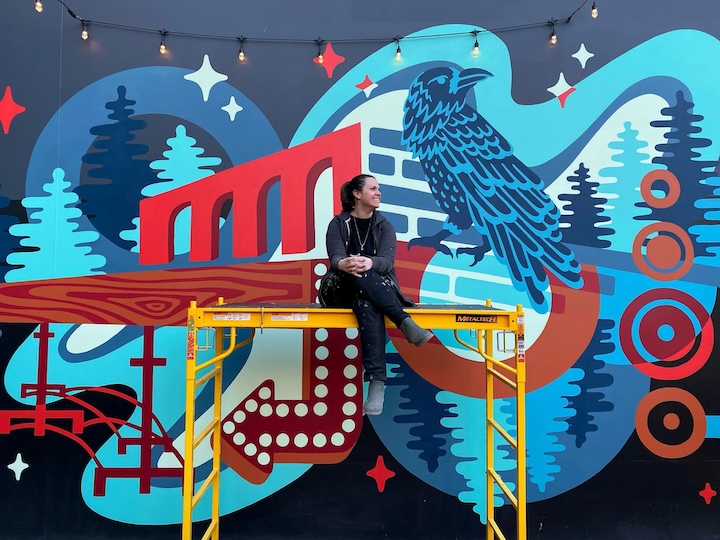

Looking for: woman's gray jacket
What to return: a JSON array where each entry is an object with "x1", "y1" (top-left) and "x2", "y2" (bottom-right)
[{"x1": 325, "y1": 210, "x2": 404, "y2": 292}]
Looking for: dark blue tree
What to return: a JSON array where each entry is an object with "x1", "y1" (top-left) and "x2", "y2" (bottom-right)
[
  {"x1": 75, "y1": 86, "x2": 157, "y2": 250},
  {"x1": 640, "y1": 91, "x2": 716, "y2": 257},
  {"x1": 0, "y1": 184, "x2": 21, "y2": 281},
  {"x1": 564, "y1": 319, "x2": 615, "y2": 448},
  {"x1": 558, "y1": 163, "x2": 612, "y2": 248},
  {"x1": 389, "y1": 357, "x2": 461, "y2": 473},
  {"x1": 690, "y1": 174, "x2": 720, "y2": 263}
]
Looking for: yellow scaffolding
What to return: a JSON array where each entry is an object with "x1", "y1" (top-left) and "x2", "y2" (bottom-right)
[{"x1": 182, "y1": 298, "x2": 526, "y2": 540}]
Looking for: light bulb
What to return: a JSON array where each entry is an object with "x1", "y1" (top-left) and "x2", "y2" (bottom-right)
[
  {"x1": 473, "y1": 40, "x2": 479, "y2": 56},
  {"x1": 34, "y1": 0, "x2": 42, "y2": 12},
  {"x1": 238, "y1": 49, "x2": 245, "y2": 61},
  {"x1": 317, "y1": 53, "x2": 324, "y2": 64},
  {"x1": 591, "y1": 2, "x2": 598, "y2": 18},
  {"x1": 395, "y1": 45, "x2": 402, "y2": 60},
  {"x1": 81, "y1": 24, "x2": 88, "y2": 40},
  {"x1": 160, "y1": 41, "x2": 166, "y2": 54},
  {"x1": 550, "y1": 30, "x2": 557, "y2": 45}
]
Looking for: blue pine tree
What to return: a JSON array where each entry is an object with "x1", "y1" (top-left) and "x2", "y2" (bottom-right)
[
  {"x1": 690, "y1": 175, "x2": 720, "y2": 264},
  {"x1": 5, "y1": 168, "x2": 106, "y2": 281},
  {"x1": 526, "y1": 367, "x2": 583, "y2": 494},
  {"x1": 558, "y1": 162, "x2": 612, "y2": 248},
  {"x1": 596, "y1": 122, "x2": 655, "y2": 251},
  {"x1": 389, "y1": 359, "x2": 459, "y2": 473},
  {"x1": 121, "y1": 124, "x2": 222, "y2": 254},
  {"x1": 640, "y1": 91, "x2": 716, "y2": 256},
  {"x1": 0, "y1": 183, "x2": 21, "y2": 281},
  {"x1": 564, "y1": 319, "x2": 615, "y2": 448},
  {"x1": 75, "y1": 85, "x2": 157, "y2": 250},
  {"x1": 439, "y1": 392, "x2": 518, "y2": 521}
]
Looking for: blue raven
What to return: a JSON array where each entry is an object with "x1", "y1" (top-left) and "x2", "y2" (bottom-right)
[{"x1": 401, "y1": 66, "x2": 583, "y2": 312}]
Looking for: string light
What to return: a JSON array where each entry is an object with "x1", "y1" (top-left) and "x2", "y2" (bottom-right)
[
  {"x1": 159, "y1": 30, "x2": 167, "y2": 55},
  {"x1": 315, "y1": 37, "x2": 325, "y2": 64},
  {"x1": 36, "y1": 0, "x2": 595, "y2": 60},
  {"x1": 237, "y1": 36, "x2": 246, "y2": 62}
]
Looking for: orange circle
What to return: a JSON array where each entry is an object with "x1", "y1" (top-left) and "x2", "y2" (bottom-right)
[
  {"x1": 632, "y1": 222, "x2": 694, "y2": 281},
  {"x1": 663, "y1": 412, "x2": 680, "y2": 430},
  {"x1": 645, "y1": 234, "x2": 681, "y2": 270},
  {"x1": 640, "y1": 169, "x2": 680, "y2": 208},
  {"x1": 635, "y1": 387, "x2": 706, "y2": 459}
]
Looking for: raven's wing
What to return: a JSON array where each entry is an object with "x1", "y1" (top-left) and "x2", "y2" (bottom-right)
[{"x1": 439, "y1": 106, "x2": 583, "y2": 308}]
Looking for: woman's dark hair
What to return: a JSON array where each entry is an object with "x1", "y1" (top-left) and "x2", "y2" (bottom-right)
[{"x1": 340, "y1": 174, "x2": 375, "y2": 212}]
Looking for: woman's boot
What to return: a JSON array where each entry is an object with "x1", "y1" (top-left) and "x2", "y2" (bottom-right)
[{"x1": 400, "y1": 317, "x2": 433, "y2": 346}]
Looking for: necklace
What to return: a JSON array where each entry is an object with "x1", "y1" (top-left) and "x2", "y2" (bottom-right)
[{"x1": 352, "y1": 216, "x2": 372, "y2": 252}]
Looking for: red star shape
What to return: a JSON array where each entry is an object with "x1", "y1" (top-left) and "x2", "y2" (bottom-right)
[
  {"x1": 0, "y1": 86, "x2": 26, "y2": 135},
  {"x1": 366, "y1": 454, "x2": 395, "y2": 492},
  {"x1": 356, "y1": 75, "x2": 374, "y2": 91},
  {"x1": 313, "y1": 42, "x2": 345, "y2": 78},
  {"x1": 557, "y1": 88, "x2": 576, "y2": 109},
  {"x1": 700, "y1": 482, "x2": 717, "y2": 504}
]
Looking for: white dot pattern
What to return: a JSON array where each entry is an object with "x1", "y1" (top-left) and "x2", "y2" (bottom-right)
[
  {"x1": 295, "y1": 403, "x2": 308, "y2": 417},
  {"x1": 342, "y1": 401, "x2": 357, "y2": 416},
  {"x1": 260, "y1": 404, "x2": 273, "y2": 417},
  {"x1": 259, "y1": 433, "x2": 272, "y2": 447},
  {"x1": 276, "y1": 403, "x2": 290, "y2": 417},
  {"x1": 331, "y1": 432, "x2": 345, "y2": 446},
  {"x1": 277, "y1": 433, "x2": 290, "y2": 447},
  {"x1": 232, "y1": 432, "x2": 246, "y2": 446},
  {"x1": 313, "y1": 433, "x2": 327, "y2": 447},
  {"x1": 314, "y1": 402, "x2": 328, "y2": 416},
  {"x1": 343, "y1": 365, "x2": 358, "y2": 378},
  {"x1": 294, "y1": 433, "x2": 308, "y2": 448}
]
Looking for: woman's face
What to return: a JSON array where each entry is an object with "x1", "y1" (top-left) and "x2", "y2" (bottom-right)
[{"x1": 354, "y1": 177, "x2": 381, "y2": 211}]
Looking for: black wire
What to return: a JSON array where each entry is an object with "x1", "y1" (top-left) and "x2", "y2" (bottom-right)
[{"x1": 48, "y1": 0, "x2": 592, "y2": 45}]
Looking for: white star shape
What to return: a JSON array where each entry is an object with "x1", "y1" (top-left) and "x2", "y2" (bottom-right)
[
  {"x1": 572, "y1": 43, "x2": 595, "y2": 69},
  {"x1": 547, "y1": 72, "x2": 573, "y2": 98},
  {"x1": 221, "y1": 96, "x2": 244, "y2": 121},
  {"x1": 7, "y1": 453, "x2": 29, "y2": 481},
  {"x1": 184, "y1": 54, "x2": 228, "y2": 102},
  {"x1": 361, "y1": 82, "x2": 378, "y2": 98}
]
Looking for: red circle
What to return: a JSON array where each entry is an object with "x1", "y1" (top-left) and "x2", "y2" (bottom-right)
[
  {"x1": 638, "y1": 304, "x2": 695, "y2": 361},
  {"x1": 620, "y1": 289, "x2": 713, "y2": 380}
]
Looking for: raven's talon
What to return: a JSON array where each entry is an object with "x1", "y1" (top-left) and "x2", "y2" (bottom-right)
[
  {"x1": 408, "y1": 237, "x2": 453, "y2": 257},
  {"x1": 457, "y1": 246, "x2": 490, "y2": 266}
]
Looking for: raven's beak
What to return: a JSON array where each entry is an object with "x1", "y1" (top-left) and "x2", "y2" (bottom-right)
[{"x1": 455, "y1": 68, "x2": 493, "y2": 91}]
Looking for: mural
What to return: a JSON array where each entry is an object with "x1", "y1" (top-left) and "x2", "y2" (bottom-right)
[{"x1": 2, "y1": 0, "x2": 720, "y2": 538}]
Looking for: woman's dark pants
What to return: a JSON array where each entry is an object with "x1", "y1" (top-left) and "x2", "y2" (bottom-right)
[{"x1": 351, "y1": 270, "x2": 408, "y2": 382}]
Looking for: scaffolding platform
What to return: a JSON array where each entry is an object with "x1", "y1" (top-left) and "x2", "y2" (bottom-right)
[{"x1": 183, "y1": 299, "x2": 527, "y2": 540}]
